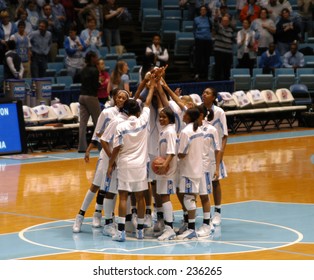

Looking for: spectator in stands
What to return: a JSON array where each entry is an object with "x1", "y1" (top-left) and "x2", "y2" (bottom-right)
[
  {"x1": 29, "y1": 19, "x2": 52, "y2": 78},
  {"x1": 213, "y1": 14, "x2": 234, "y2": 81},
  {"x1": 96, "y1": 58, "x2": 110, "y2": 104},
  {"x1": 239, "y1": 0, "x2": 261, "y2": 23},
  {"x1": 219, "y1": 5, "x2": 237, "y2": 31},
  {"x1": 236, "y1": 19, "x2": 257, "y2": 76},
  {"x1": 145, "y1": 34, "x2": 169, "y2": 68},
  {"x1": 15, "y1": 7, "x2": 33, "y2": 35},
  {"x1": 73, "y1": 0, "x2": 89, "y2": 32},
  {"x1": 297, "y1": 0, "x2": 314, "y2": 40},
  {"x1": 64, "y1": 23, "x2": 86, "y2": 82},
  {"x1": 0, "y1": 10, "x2": 18, "y2": 63},
  {"x1": 276, "y1": 8, "x2": 301, "y2": 56},
  {"x1": 262, "y1": 0, "x2": 292, "y2": 23},
  {"x1": 179, "y1": 0, "x2": 200, "y2": 21},
  {"x1": 51, "y1": 0, "x2": 67, "y2": 31},
  {"x1": 259, "y1": 42, "x2": 282, "y2": 75},
  {"x1": 108, "y1": 60, "x2": 130, "y2": 94},
  {"x1": 26, "y1": 0, "x2": 40, "y2": 31},
  {"x1": 51, "y1": 0, "x2": 67, "y2": 51},
  {"x1": 40, "y1": 3, "x2": 63, "y2": 62},
  {"x1": 79, "y1": 0, "x2": 103, "y2": 30},
  {"x1": 193, "y1": 5, "x2": 212, "y2": 81},
  {"x1": 236, "y1": 0, "x2": 247, "y2": 18},
  {"x1": 80, "y1": 17, "x2": 102, "y2": 57},
  {"x1": 103, "y1": 0, "x2": 124, "y2": 50},
  {"x1": 283, "y1": 41, "x2": 305, "y2": 72},
  {"x1": 251, "y1": 7, "x2": 276, "y2": 55},
  {"x1": 78, "y1": 50, "x2": 101, "y2": 153},
  {"x1": 10, "y1": 20, "x2": 31, "y2": 78},
  {"x1": 3, "y1": 39, "x2": 24, "y2": 80}
]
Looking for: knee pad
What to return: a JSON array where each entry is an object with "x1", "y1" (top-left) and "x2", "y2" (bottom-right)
[
  {"x1": 96, "y1": 190, "x2": 106, "y2": 205},
  {"x1": 184, "y1": 194, "x2": 196, "y2": 211}
]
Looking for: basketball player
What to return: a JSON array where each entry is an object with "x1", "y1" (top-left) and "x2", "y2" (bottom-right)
[
  {"x1": 176, "y1": 108, "x2": 204, "y2": 240},
  {"x1": 107, "y1": 76, "x2": 155, "y2": 242},
  {"x1": 99, "y1": 77, "x2": 151, "y2": 237},
  {"x1": 72, "y1": 89, "x2": 129, "y2": 233},
  {"x1": 196, "y1": 104, "x2": 222, "y2": 237},
  {"x1": 202, "y1": 87, "x2": 228, "y2": 226},
  {"x1": 159, "y1": 78, "x2": 196, "y2": 234},
  {"x1": 154, "y1": 104, "x2": 177, "y2": 241}
]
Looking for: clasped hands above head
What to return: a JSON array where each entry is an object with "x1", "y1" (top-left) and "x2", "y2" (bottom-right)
[{"x1": 145, "y1": 65, "x2": 168, "y2": 84}]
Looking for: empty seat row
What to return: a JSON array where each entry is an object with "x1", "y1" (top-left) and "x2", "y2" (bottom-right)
[
  {"x1": 23, "y1": 102, "x2": 93, "y2": 128},
  {"x1": 231, "y1": 67, "x2": 314, "y2": 95},
  {"x1": 220, "y1": 87, "x2": 311, "y2": 111},
  {"x1": 218, "y1": 88, "x2": 309, "y2": 133}
]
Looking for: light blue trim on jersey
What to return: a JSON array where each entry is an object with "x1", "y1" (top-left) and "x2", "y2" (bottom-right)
[
  {"x1": 118, "y1": 122, "x2": 148, "y2": 145},
  {"x1": 212, "y1": 118, "x2": 224, "y2": 133},
  {"x1": 159, "y1": 138, "x2": 167, "y2": 153},
  {"x1": 182, "y1": 132, "x2": 204, "y2": 154},
  {"x1": 205, "y1": 171, "x2": 212, "y2": 194},
  {"x1": 174, "y1": 112, "x2": 181, "y2": 133},
  {"x1": 103, "y1": 175, "x2": 111, "y2": 192},
  {"x1": 108, "y1": 134, "x2": 114, "y2": 143},
  {"x1": 99, "y1": 117, "x2": 111, "y2": 135},
  {"x1": 220, "y1": 160, "x2": 226, "y2": 178},
  {"x1": 204, "y1": 133, "x2": 217, "y2": 150},
  {"x1": 184, "y1": 177, "x2": 193, "y2": 193},
  {"x1": 167, "y1": 179, "x2": 175, "y2": 194}
]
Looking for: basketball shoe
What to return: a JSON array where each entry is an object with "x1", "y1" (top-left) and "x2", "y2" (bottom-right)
[
  {"x1": 136, "y1": 229, "x2": 144, "y2": 239},
  {"x1": 112, "y1": 230, "x2": 126, "y2": 242},
  {"x1": 92, "y1": 212, "x2": 102, "y2": 228},
  {"x1": 72, "y1": 214, "x2": 84, "y2": 233},
  {"x1": 212, "y1": 212, "x2": 221, "y2": 226},
  {"x1": 157, "y1": 225, "x2": 176, "y2": 241},
  {"x1": 102, "y1": 223, "x2": 116, "y2": 237},
  {"x1": 196, "y1": 223, "x2": 214, "y2": 237},
  {"x1": 176, "y1": 229, "x2": 198, "y2": 240}
]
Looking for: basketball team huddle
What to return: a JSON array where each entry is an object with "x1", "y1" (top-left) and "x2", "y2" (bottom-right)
[{"x1": 72, "y1": 67, "x2": 228, "y2": 242}]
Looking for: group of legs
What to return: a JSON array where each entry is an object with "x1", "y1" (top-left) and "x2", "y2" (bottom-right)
[{"x1": 72, "y1": 170, "x2": 223, "y2": 242}]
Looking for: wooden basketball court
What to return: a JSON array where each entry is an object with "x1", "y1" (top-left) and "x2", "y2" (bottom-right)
[{"x1": 1, "y1": 128, "x2": 313, "y2": 260}]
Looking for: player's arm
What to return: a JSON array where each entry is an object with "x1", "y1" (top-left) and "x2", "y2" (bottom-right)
[
  {"x1": 133, "y1": 70, "x2": 152, "y2": 100},
  {"x1": 144, "y1": 76, "x2": 156, "y2": 108},
  {"x1": 107, "y1": 145, "x2": 121, "y2": 178},
  {"x1": 156, "y1": 154, "x2": 174, "y2": 174},
  {"x1": 221, "y1": 135, "x2": 228, "y2": 160},
  {"x1": 156, "y1": 79, "x2": 169, "y2": 108},
  {"x1": 214, "y1": 149, "x2": 222, "y2": 180},
  {"x1": 100, "y1": 139, "x2": 111, "y2": 158},
  {"x1": 161, "y1": 77, "x2": 185, "y2": 110},
  {"x1": 84, "y1": 141, "x2": 97, "y2": 163}
]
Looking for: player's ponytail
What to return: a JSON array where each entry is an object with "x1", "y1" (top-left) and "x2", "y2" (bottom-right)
[
  {"x1": 185, "y1": 108, "x2": 200, "y2": 131},
  {"x1": 206, "y1": 108, "x2": 214, "y2": 122}
]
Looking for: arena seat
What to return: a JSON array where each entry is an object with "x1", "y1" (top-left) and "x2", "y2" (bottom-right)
[
  {"x1": 225, "y1": 89, "x2": 308, "y2": 133},
  {"x1": 246, "y1": 89, "x2": 267, "y2": 108}
]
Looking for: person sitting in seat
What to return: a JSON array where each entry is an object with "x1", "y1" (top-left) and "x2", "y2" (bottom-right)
[
  {"x1": 259, "y1": 42, "x2": 282, "y2": 75},
  {"x1": 283, "y1": 42, "x2": 305, "y2": 73}
]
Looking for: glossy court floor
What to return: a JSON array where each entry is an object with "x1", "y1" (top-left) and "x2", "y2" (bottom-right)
[{"x1": 0, "y1": 128, "x2": 313, "y2": 260}]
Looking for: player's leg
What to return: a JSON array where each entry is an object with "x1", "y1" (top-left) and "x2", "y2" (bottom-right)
[
  {"x1": 73, "y1": 183, "x2": 100, "y2": 233},
  {"x1": 212, "y1": 180, "x2": 222, "y2": 226},
  {"x1": 112, "y1": 189, "x2": 128, "y2": 242}
]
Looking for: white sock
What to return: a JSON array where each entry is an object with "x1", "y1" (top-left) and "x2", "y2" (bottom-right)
[
  {"x1": 81, "y1": 190, "x2": 96, "y2": 211},
  {"x1": 162, "y1": 201, "x2": 173, "y2": 223},
  {"x1": 127, "y1": 195, "x2": 132, "y2": 215},
  {"x1": 95, "y1": 203, "x2": 102, "y2": 212},
  {"x1": 103, "y1": 198, "x2": 114, "y2": 219}
]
